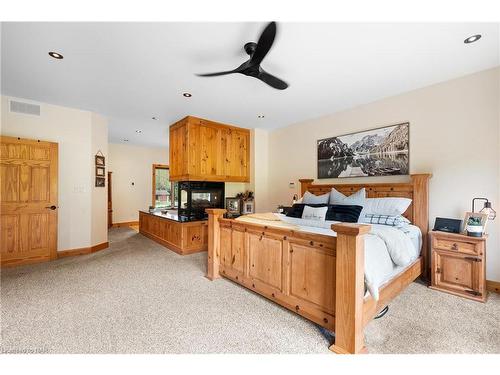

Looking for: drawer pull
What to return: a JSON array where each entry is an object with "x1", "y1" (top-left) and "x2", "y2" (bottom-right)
[
  {"x1": 451, "y1": 243, "x2": 458, "y2": 250},
  {"x1": 464, "y1": 256, "x2": 481, "y2": 262}
]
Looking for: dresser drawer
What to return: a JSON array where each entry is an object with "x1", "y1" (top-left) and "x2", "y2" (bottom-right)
[{"x1": 432, "y1": 237, "x2": 481, "y2": 255}]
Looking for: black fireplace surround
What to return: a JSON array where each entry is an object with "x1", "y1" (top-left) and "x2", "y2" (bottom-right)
[{"x1": 177, "y1": 181, "x2": 225, "y2": 221}]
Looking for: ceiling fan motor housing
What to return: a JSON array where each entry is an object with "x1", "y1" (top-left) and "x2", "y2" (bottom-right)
[{"x1": 244, "y1": 42, "x2": 257, "y2": 56}]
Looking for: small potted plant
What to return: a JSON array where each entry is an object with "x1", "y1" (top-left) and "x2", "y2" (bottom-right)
[{"x1": 466, "y1": 216, "x2": 484, "y2": 237}]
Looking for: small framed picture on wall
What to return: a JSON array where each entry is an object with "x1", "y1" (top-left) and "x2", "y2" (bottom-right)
[
  {"x1": 96, "y1": 166, "x2": 105, "y2": 177},
  {"x1": 95, "y1": 177, "x2": 105, "y2": 187},
  {"x1": 95, "y1": 155, "x2": 105, "y2": 166}
]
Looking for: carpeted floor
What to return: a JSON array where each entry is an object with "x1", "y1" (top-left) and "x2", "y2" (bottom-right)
[{"x1": 1, "y1": 227, "x2": 499, "y2": 354}]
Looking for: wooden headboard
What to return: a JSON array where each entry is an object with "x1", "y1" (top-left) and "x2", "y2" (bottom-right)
[{"x1": 299, "y1": 174, "x2": 432, "y2": 276}]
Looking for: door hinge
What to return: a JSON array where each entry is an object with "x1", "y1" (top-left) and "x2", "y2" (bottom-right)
[
  {"x1": 436, "y1": 267, "x2": 441, "y2": 274},
  {"x1": 464, "y1": 256, "x2": 482, "y2": 262}
]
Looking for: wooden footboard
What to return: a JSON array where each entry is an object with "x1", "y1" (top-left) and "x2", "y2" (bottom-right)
[{"x1": 206, "y1": 209, "x2": 372, "y2": 354}]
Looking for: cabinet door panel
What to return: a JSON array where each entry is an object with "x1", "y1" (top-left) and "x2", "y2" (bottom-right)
[
  {"x1": 231, "y1": 229, "x2": 245, "y2": 273},
  {"x1": 289, "y1": 243, "x2": 335, "y2": 313},
  {"x1": 220, "y1": 227, "x2": 232, "y2": 267},
  {"x1": 434, "y1": 250, "x2": 481, "y2": 294},
  {"x1": 248, "y1": 233, "x2": 283, "y2": 291},
  {"x1": 223, "y1": 129, "x2": 249, "y2": 180}
]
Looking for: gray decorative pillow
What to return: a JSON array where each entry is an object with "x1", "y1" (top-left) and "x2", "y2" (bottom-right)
[
  {"x1": 302, "y1": 191, "x2": 330, "y2": 204},
  {"x1": 329, "y1": 187, "x2": 366, "y2": 205},
  {"x1": 329, "y1": 188, "x2": 366, "y2": 222}
]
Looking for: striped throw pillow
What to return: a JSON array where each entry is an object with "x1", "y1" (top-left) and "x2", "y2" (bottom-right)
[{"x1": 362, "y1": 214, "x2": 410, "y2": 228}]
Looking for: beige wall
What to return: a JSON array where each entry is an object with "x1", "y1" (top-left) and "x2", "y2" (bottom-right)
[
  {"x1": 250, "y1": 128, "x2": 270, "y2": 212},
  {"x1": 108, "y1": 142, "x2": 168, "y2": 223},
  {"x1": 91, "y1": 113, "x2": 109, "y2": 245},
  {"x1": 1, "y1": 95, "x2": 108, "y2": 251},
  {"x1": 266, "y1": 68, "x2": 500, "y2": 281}
]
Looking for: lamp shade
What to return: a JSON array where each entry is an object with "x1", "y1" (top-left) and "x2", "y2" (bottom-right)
[{"x1": 480, "y1": 201, "x2": 496, "y2": 220}]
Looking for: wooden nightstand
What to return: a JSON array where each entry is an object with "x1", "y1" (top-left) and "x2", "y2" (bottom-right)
[{"x1": 429, "y1": 231, "x2": 486, "y2": 302}]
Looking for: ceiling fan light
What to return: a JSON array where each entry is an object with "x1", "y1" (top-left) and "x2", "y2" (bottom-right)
[{"x1": 464, "y1": 34, "x2": 481, "y2": 44}]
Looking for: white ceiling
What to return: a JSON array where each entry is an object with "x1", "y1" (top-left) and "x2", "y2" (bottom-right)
[{"x1": 1, "y1": 22, "x2": 499, "y2": 148}]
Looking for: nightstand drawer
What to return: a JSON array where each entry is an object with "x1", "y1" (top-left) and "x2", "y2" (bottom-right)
[{"x1": 433, "y1": 237, "x2": 480, "y2": 255}]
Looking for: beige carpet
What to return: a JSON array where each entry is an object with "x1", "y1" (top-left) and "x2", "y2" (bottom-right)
[{"x1": 1, "y1": 227, "x2": 499, "y2": 354}]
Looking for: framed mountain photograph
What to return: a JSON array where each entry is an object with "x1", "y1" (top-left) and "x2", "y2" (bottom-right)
[{"x1": 317, "y1": 122, "x2": 409, "y2": 178}]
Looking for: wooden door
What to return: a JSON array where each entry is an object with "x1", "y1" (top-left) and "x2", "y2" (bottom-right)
[
  {"x1": 433, "y1": 250, "x2": 484, "y2": 298},
  {"x1": 1, "y1": 136, "x2": 58, "y2": 267},
  {"x1": 107, "y1": 171, "x2": 112, "y2": 228}
]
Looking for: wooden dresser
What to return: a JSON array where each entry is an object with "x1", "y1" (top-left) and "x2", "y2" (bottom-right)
[
  {"x1": 430, "y1": 230, "x2": 486, "y2": 302},
  {"x1": 169, "y1": 116, "x2": 250, "y2": 182}
]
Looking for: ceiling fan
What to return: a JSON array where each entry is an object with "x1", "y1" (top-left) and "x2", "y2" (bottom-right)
[{"x1": 196, "y1": 22, "x2": 288, "y2": 90}]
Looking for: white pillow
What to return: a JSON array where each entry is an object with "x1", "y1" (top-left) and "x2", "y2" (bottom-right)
[
  {"x1": 302, "y1": 191, "x2": 330, "y2": 204},
  {"x1": 363, "y1": 197, "x2": 412, "y2": 216},
  {"x1": 301, "y1": 205, "x2": 328, "y2": 221}
]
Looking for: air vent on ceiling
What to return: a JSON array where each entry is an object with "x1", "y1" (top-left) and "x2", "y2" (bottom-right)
[{"x1": 9, "y1": 100, "x2": 41, "y2": 116}]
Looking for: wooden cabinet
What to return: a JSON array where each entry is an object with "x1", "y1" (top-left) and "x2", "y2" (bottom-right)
[
  {"x1": 169, "y1": 116, "x2": 250, "y2": 182},
  {"x1": 139, "y1": 211, "x2": 208, "y2": 255},
  {"x1": 430, "y1": 231, "x2": 486, "y2": 302}
]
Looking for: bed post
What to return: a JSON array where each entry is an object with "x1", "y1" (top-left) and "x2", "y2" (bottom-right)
[
  {"x1": 205, "y1": 208, "x2": 227, "y2": 281},
  {"x1": 410, "y1": 173, "x2": 431, "y2": 279},
  {"x1": 330, "y1": 223, "x2": 371, "y2": 354},
  {"x1": 298, "y1": 178, "x2": 314, "y2": 196}
]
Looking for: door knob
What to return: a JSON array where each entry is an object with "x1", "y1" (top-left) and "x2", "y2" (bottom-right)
[{"x1": 45, "y1": 205, "x2": 57, "y2": 210}]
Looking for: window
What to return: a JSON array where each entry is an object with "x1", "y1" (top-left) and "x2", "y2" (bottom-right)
[{"x1": 152, "y1": 164, "x2": 178, "y2": 208}]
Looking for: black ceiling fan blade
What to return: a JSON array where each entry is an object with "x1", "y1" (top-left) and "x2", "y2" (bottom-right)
[
  {"x1": 196, "y1": 69, "x2": 239, "y2": 77},
  {"x1": 250, "y1": 22, "x2": 276, "y2": 66},
  {"x1": 257, "y1": 69, "x2": 288, "y2": 90}
]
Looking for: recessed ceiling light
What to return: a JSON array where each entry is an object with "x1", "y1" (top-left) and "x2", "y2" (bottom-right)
[
  {"x1": 136, "y1": 130, "x2": 142, "y2": 134},
  {"x1": 464, "y1": 34, "x2": 482, "y2": 44},
  {"x1": 183, "y1": 93, "x2": 192, "y2": 98},
  {"x1": 123, "y1": 139, "x2": 129, "y2": 142},
  {"x1": 258, "y1": 115, "x2": 265, "y2": 118},
  {"x1": 152, "y1": 116, "x2": 159, "y2": 121},
  {"x1": 48, "y1": 51, "x2": 64, "y2": 59}
]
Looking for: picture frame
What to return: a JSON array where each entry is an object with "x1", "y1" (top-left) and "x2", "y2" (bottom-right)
[
  {"x1": 95, "y1": 177, "x2": 106, "y2": 187},
  {"x1": 242, "y1": 200, "x2": 255, "y2": 215},
  {"x1": 95, "y1": 155, "x2": 105, "y2": 166},
  {"x1": 462, "y1": 211, "x2": 488, "y2": 234},
  {"x1": 96, "y1": 166, "x2": 105, "y2": 177},
  {"x1": 226, "y1": 197, "x2": 241, "y2": 215},
  {"x1": 317, "y1": 122, "x2": 409, "y2": 179}
]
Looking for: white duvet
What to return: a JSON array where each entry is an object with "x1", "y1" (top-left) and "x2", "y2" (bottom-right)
[{"x1": 278, "y1": 214, "x2": 420, "y2": 300}]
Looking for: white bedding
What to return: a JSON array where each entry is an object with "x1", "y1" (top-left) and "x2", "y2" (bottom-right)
[{"x1": 276, "y1": 214, "x2": 422, "y2": 300}]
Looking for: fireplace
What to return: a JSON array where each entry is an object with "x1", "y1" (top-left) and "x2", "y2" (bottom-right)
[{"x1": 177, "y1": 181, "x2": 225, "y2": 221}]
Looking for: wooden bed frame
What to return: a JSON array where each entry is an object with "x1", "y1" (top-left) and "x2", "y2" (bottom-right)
[{"x1": 206, "y1": 174, "x2": 431, "y2": 354}]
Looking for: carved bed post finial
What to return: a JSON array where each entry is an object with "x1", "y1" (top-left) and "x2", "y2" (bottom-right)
[
  {"x1": 298, "y1": 179, "x2": 314, "y2": 196},
  {"x1": 205, "y1": 208, "x2": 227, "y2": 281},
  {"x1": 330, "y1": 223, "x2": 371, "y2": 354}
]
